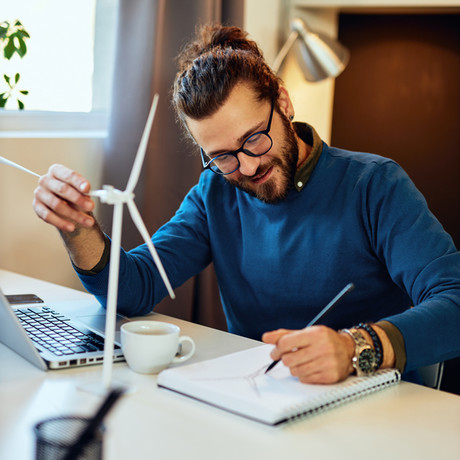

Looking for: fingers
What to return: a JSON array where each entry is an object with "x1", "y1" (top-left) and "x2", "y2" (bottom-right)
[
  {"x1": 262, "y1": 328, "x2": 312, "y2": 361},
  {"x1": 33, "y1": 193, "x2": 94, "y2": 233},
  {"x1": 48, "y1": 163, "x2": 91, "y2": 192},
  {"x1": 263, "y1": 326, "x2": 353, "y2": 384},
  {"x1": 284, "y1": 339, "x2": 347, "y2": 384},
  {"x1": 33, "y1": 164, "x2": 95, "y2": 232},
  {"x1": 262, "y1": 328, "x2": 292, "y2": 345}
]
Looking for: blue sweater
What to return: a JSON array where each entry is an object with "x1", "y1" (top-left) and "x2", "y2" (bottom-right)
[{"x1": 78, "y1": 141, "x2": 460, "y2": 374}]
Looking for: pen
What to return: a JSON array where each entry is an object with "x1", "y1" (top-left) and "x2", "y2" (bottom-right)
[
  {"x1": 63, "y1": 387, "x2": 125, "y2": 460},
  {"x1": 264, "y1": 282, "x2": 355, "y2": 374}
]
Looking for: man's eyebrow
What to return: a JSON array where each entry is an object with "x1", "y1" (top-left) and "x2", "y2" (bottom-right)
[
  {"x1": 206, "y1": 120, "x2": 266, "y2": 157},
  {"x1": 236, "y1": 120, "x2": 265, "y2": 144}
]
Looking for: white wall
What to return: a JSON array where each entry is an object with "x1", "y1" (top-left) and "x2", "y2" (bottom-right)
[
  {"x1": 244, "y1": 0, "x2": 338, "y2": 143},
  {"x1": 0, "y1": 136, "x2": 104, "y2": 290}
]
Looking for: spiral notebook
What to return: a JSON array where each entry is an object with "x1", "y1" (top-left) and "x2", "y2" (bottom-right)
[{"x1": 157, "y1": 344, "x2": 401, "y2": 426}]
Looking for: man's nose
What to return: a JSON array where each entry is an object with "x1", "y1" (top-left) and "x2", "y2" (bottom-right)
[{"x1": 237, "y1": 153, "x2": 261, "y2": 176}]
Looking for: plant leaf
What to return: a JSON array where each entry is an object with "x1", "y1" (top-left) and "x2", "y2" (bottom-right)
[
  {"x1": 3, "y1": 39, "x2": 15, "y2": 60},
  {"x1": 18, "y1": 99, "x2": 25, "y2": 110},
  {"x1": 0, "y1": 93, "x2": 8, "y2": 108},
  {"x1": 17, "y1": 36, "x2": 27, "y2": 57},
  {"x1": 3, "y1": 74, "x2": 10, "y2": 85},
  {"x1": 15, "y1": 73, "x2": 20, "y2": 84},
  {"x1": 20, "y1": 90, "x2": 29, "y2": 95}
]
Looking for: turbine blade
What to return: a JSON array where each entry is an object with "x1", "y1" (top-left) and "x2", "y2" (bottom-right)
[
  {"x1": 127, "y1": 199, "x2": 176, "y2": 299},
  {"x1": 125, "y1": 94, "x2": 159, "y2": 194},
  {"x1": 0, "y1": 155, "x2": 41, "y2": 178}
]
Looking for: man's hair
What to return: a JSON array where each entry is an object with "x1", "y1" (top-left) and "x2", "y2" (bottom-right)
[{"x1": 172, "y1": 24, "x2": 281, "y2": 124}]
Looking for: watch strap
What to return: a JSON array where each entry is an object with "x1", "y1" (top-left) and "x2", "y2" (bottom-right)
[
  {"x1": 356, "y1": 323, "x2": 383, "y2": 369},
  {"x1": 341, "y1": 328, "x2": 378, "y2": 376}
]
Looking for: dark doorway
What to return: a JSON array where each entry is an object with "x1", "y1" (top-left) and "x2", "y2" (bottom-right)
[{"x1": 331, "y1": 13, "x2": 460, "y2": 394}]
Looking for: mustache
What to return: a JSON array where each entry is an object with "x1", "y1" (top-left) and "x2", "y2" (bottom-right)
[{"x1": 244, "y1": 157, "x2": 283, "y2": 182}]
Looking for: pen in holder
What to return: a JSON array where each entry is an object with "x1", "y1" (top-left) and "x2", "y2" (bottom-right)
[
  {"x1": 33, "y1": 387, "x2": 124, "y2": 460},
  {"x1": 34, "y1": 415, "x2": 104, "y2": 460}
]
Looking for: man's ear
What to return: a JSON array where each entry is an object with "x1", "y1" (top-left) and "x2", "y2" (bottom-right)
[{"x1": 277, "y1": 87, "x2": 294, "y2": 120}]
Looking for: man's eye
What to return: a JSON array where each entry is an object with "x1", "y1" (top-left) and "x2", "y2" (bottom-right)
[
  {"x1": 214, "y1": 155, "x2": 233, "y2": 165},
  {"x1": 245, "y1": 133, "x2": 262, "y2": 146},
  {"x1": 207, "y1": 153, "x2": 224, "y2": 161}
]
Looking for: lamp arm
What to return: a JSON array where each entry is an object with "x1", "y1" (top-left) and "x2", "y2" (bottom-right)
[{"x1": 272, "y1": 30, "x2": 299, "y2": 73}]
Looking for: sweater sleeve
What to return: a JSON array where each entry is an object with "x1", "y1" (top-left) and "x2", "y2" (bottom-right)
[
  {"x1": 76, "y1": 177, "x2": 213, "y2": 317},
  {"x1": 376, "y1": 320, "x2": 406, "y2": 373},
  {"x1": 364, "y1": 161, "x2": 460, "y2": 371}
]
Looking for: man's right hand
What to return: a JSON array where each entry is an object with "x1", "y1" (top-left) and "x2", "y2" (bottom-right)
[
  {"x1": 33, "y1": 164, "x2": 96, "y2": 233},
  {"x1": 33, "y1": 164, "x2": 107, "y2": 271}
]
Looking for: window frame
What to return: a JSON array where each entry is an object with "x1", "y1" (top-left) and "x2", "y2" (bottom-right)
[{"x1": 0, "y1": 0, "x2": 118, "y2": 138}]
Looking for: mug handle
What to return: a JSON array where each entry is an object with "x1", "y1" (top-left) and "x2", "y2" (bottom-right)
[{"x1": 172, "y1": 336, "x2": 195, "y2": 363}]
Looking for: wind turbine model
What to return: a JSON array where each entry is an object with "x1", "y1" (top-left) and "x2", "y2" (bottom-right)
[
  {"x1": 89, "y1": 93, "x2": 175, "y2": 392},
  {"x1": 1, "y1": 93, "x2": 175, "y2": 393}
]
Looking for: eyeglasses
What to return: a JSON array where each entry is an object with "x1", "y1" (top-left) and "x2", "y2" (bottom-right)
[{"x1": 200, "y1": 100, "x2": 274, "y2": 175}]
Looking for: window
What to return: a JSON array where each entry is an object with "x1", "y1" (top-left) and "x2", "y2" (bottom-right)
[{"x1": 0, "y1": 0, "x2": 118, "y2": 134}]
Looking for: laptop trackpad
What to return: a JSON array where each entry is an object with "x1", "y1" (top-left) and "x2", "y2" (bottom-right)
[{"x1": 76, "y1": 314, "x2": 128, "y2": 338}]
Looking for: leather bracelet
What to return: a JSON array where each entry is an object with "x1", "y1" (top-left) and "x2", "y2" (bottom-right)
[{"x1": 356, "y1": 323, "x2": 383, "y2": 369}]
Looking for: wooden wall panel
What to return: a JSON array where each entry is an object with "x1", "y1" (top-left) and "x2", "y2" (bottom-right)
[{"x1": 332, "y1": 14, "x2": 460, "y2": 394}]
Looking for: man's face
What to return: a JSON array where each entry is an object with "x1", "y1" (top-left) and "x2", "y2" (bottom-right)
[{"x1": 186, "y1": 84, "x2": 301, "y2": 204}]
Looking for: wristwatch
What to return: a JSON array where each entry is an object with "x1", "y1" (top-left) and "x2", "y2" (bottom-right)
[{"x1": 341, "y1": 329, "x2": 378, "y2": 377}]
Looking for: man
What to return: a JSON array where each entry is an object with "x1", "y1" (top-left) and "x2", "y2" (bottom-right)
[{"x1": 33, "y1": 24, "x2": 460, "y2": 384}]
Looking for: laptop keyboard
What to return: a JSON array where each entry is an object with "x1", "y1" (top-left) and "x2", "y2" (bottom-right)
[{"x1": 15, "y1": 306, "x2": 119, "y2": 356}]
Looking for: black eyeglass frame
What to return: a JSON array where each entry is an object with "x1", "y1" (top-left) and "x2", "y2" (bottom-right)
[{"x1": 200, "y1": 100, "x2": 275, "y2": 175}]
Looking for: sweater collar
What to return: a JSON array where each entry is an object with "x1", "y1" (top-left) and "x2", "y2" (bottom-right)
[{"x1": 293, "y1": 122, "x2": 323, "y2": 191}]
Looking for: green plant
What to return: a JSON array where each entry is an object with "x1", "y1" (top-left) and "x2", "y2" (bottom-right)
[{"x1": 0, "y1": 19, "x2": 30, "y2": 109}]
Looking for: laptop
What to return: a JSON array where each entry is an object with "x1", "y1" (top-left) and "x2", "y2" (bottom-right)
[{"x1": 0, "y1": 287, "x2": 126, "y2": 370}]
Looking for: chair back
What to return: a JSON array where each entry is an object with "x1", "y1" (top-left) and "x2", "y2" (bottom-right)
[{"x1": 419, "y1": 362, "x2": 444, "y2": 390}]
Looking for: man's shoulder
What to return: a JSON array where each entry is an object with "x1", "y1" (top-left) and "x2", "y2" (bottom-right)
[
  {"x1": 196, "y1": 169, "x2": 233, "y2": 192},
  {"x1": 321, "y1": 144, "x2": 406, "y2": 180},
  {"x1": 187, "y1": 170, "x2": 237, "y2": 205},
  {"x1": 324, "y1": 144, "x2": 396, "y2": 167}
]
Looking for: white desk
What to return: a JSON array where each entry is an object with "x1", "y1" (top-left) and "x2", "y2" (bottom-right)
[{"x1": 1, "y1": 269, "x2": 460, "y2": 460}]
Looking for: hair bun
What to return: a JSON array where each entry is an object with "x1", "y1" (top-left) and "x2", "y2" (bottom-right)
[
  {"x1": 177, "y1": 23, "x2": 263, "y2": 72},
  {"x1": 205, "y1": 24, "x2": 257, "y2": 52}
]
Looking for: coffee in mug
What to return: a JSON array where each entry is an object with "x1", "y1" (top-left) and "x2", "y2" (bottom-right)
[{"x1": 121, "y1": 321, "x2": 195, "y2": 374}]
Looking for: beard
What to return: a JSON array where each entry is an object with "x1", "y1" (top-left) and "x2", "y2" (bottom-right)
[{"x1": 226, "y1": 112, "x2": 299, "y2": 204}]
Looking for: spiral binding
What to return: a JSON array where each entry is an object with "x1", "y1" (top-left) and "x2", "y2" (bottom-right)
[{"x1": 281, "y1": 369, "x2": 401, "y2": 425}]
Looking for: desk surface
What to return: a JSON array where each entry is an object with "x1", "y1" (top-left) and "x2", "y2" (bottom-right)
[{"x1": 1, "y1": 269, "x2": 460, "y2": 460}]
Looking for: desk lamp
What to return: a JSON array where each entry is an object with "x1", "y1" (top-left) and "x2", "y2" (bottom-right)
[{"x1": 272, "y1": 17, "x2": 349, "y2": 82}]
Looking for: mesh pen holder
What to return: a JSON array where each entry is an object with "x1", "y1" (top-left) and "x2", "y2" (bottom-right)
[{"x1": 34, "y1": 415, "x2": 104, "y2": 460}]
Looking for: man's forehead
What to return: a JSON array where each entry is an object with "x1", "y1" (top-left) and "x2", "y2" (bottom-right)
[{"x1": 186, "y1": 86, "x2": 270, "y2": 151}]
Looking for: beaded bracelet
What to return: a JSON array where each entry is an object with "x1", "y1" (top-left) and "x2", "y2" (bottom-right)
[{"x1": 356, "y1": 323, "x2": 383, "y2": 369}]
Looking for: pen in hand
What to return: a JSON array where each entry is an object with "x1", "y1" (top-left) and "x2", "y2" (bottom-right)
[{"x1": 264, "y1": 282, "x2": 355, "y2": 374}]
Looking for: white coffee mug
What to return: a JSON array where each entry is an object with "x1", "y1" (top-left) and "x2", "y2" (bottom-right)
[{"x1": 121, "y1": 321, "x2": 195, "y2": 374}]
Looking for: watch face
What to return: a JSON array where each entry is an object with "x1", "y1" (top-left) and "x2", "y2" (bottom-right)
[{"x1": 358, "y1": 349, "x2": 377, "y2": 374}]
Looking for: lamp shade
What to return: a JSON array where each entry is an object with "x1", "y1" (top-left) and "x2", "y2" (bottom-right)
[{"x1": 272, "y1": 18, "x2": 349, "y2": 82}]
